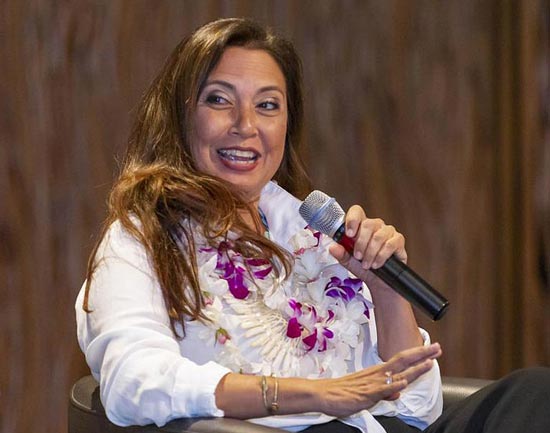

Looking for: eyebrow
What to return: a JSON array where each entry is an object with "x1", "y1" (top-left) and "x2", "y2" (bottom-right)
[{"x1": 203, "y1": 79, "x2": 285, "y2": 96}]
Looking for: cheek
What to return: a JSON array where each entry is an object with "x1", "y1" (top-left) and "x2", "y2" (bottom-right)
[
  {"x1": 266, "y1": 115, "x2": 287, "y2": 149},
  {"x1": 191, "y1": 112, "x2": 222, "y2": 170},
  {"x1": 194, "y1": 111, "x2": 220, "y2": 141},
  {"x1": 189, "y1": 142, "x2": 207, "y2": 172}
]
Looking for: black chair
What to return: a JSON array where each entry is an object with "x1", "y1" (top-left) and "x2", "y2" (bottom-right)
[{"x1": 68, "y1": 375, "x2": 493, "y2": 433}]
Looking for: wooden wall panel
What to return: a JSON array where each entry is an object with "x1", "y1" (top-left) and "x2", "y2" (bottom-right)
[
  {"x1": 297, "y1": 0, "x2": 504, "y2": 377},
  {"x1": 518, "y1": 0, "x2": 550, "y2": 366},
  {"x1": 1, "y1": 1, "x2": 547, "y2": 432}
]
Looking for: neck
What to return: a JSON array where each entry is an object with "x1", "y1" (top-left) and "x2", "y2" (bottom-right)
[{"x1": 238, "y1": 204, "x2": 263, "y2": 234}]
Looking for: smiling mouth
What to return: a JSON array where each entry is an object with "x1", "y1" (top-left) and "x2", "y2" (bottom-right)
[{"x1": 217, "y1": 148, "x2": 259, "y2": 163}]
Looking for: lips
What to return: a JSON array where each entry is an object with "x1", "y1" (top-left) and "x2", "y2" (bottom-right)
[{"x1": 217, "y1": 148, "x2": 260, "y2": 168}]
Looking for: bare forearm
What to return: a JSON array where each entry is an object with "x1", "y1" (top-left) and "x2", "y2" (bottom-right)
[
  {"x1": 214, "y1": 342, "x2": 442, "y2": 419},
  {"x1": 325, "y1": 206, "x2": 424, "y2": 361},
  {"x1": 215, "y1": 373, "x2": 317, "y2": 419},
  {"x1": 366, "y1": 274, "x2": 423, "y2": 361}
]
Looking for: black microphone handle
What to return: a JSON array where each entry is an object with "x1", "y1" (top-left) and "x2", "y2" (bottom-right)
[{"x1": 333, "y1": 224, "x2": 449, "y2": 321}]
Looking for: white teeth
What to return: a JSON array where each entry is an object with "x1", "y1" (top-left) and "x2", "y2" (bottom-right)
[{"x1": 217, "y1": 149, "x2": 258, "y2": 161}]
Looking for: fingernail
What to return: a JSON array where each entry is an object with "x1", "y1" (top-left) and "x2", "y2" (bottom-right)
[
  {"x1": 346, "y1": 228, "x2": 354, "y2": 237},
  {"x1": 354, "y1": 251, "x2": 363, "y2": 260}
]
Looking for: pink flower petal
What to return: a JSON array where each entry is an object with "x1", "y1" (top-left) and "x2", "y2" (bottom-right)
[
  {"x1": 288, "y1": 299, "x2": 303, "y2": 316},
  {"x1": 252, "y1": 266, "x2": 273, "y2": 279},
  {"x1": 312, "y1": 231, "x2": 321, "y2": 246},
  {"x1": 303, "y1": 329, "x2": 318, "y2": 351},
  {"x1": 286, "y1": 317, "x2": 302, "y2": 338}
]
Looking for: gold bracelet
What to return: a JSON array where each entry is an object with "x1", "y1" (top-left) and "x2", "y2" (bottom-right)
[
  {"x1": 261, "y1": 375, "x2": 280, "y2": 415},
  {"x1": 261, "y1": 375, "x2": 269, "y2": 412},
  {"x1": 269, "y1": 375, "x2": 279, "y2": 415}
]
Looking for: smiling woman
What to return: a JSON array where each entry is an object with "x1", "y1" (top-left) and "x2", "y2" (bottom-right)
[
  {"x1": 75, "y1": 17, "x2": 550, "y2": 433},
  {"x1": 191, "y1": 47, "x2": 288, "y2": 208}
]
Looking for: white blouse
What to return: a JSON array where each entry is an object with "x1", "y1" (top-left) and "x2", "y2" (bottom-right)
[{"x1": 75, "y1": 181, "x2": 442, "y2": 432}]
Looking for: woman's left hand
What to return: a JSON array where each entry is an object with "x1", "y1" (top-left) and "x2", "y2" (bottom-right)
[{"x1": 328, "y1": 205, "x2": 407, "y2": 284}]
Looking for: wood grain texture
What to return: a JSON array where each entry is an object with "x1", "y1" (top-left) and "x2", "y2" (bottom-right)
[{"x1": 1, "y1": 1, "x2": 548, "y2": 432}]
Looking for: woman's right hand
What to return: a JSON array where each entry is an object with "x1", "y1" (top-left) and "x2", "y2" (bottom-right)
[{"x1": 313, "y1": 343, "x2": 442, "y2": 418}]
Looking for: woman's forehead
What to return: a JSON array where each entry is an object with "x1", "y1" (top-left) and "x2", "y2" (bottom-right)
[{"x1": 205, "y1": 47, "x2": 286, "y2": 93}]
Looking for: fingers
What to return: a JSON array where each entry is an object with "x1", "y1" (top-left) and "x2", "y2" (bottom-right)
[
  {"x1": 362, "y1": 224, "x2": 405, "y2": 270},
  {"x1": 347, "y1": 343, "x2": 441, "y2": 382},
  {"x1": 328, "y1": 242, "x2": 348, "y2": 262},
  {"x1": 387, "y1": 343, "x2": 442, "y2": 369},
  {"x1": 342, "y1": 205, "x2": 407, "y2": 270},
  {"x1": 383, "y1": 392, "x2": 401, "y2": 401},
  {"x1": 343, "y1": 205, "x2": 367, "y2": 239},
  {"x1": 320, "y1": 343, "x2": 442, "y2": 417},
  {"x1": 378, "y1": 377, "x2": 408, "y2": 399},
  {"x1": 352, "y1": 217, "x2": 385, "y2": 263},
  {"x1": 320, "y1": 373, "x2": 408, "y2": 417},
  {"x1": 371, "y1": 343, "x2": 442, "y2": 403},
  {"x1": 395, "y1": 358, "x2": 435, "y2": 384},
  {"x1": 383, "y1": 343, "x2": 442, "y2": 382}
]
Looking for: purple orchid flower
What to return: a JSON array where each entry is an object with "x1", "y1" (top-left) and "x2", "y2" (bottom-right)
[
  {"x1": 286, "y1": 298, "x2": 335, "y2": 352},
  {"x1": 319, "y1": 327, "x2": 334, "y2": 351},
  {"x1": 362, "y1": 299, "x2": 371, "y2": 319},
  {"x1": 325, "y1": 276, "x2": 362, "y2": 301},
  {"x1": 212, "y1": 240, "x2": 276, "y2": 300},
  {"x1": 302, "y1": 328, "x2": 318, "y2": 350},
  {"x1": 227, "y1": 266, "x2": 248, "y2": 299},
  {"x1": 303, "y1": 326, "x2": 334, "y2": 352},
  {"x1": 286, "y1": 300, "x2": 304, "y2": 338},
  {"x1": 288, "y1": 299, "x2": 303, "y2": 316},
  {"x1": 325, "y1": 277, "x2": 371, "y2": 319}
]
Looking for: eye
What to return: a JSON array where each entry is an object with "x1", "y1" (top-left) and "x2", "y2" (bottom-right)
[
  {"x1": 257, "y1": 100, "x2": 280, "y2": 111},
  {"x1": 205, "y1": 93, "x2": 229, "y2": 105}
]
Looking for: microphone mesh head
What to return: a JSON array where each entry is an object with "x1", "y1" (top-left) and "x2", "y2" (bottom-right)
[{"x1": 299, "y1": 190, "x2": 345, "y2": 237}]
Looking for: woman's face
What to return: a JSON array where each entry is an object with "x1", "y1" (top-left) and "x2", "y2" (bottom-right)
[{"x1": 191, "y1": 46, "x2": 288, "y2": 205}]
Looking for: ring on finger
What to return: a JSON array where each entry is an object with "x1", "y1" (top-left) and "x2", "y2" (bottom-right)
[{"x1": 385, "y1": 371, "x2": 393, "y2": 385}]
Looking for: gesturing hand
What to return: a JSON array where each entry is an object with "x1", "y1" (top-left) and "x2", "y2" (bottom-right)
[{"x1": 314, "y1": 343, "x2": 442, "y2": 418}]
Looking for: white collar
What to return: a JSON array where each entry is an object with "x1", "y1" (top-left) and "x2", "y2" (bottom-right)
[{"x1": 258, "y1": 182, "x2": 307, "y2": 252}]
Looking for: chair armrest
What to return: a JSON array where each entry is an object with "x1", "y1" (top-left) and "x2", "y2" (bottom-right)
[
  {"x1": 69, "y1": 376, "x2": 285, "y2": 433},
  {"x1": 441, "y1": 376, "x2": 494, "y2": 408},
  {"x1": 157, "y1": 418, "x2": 284, "y2": 433}
]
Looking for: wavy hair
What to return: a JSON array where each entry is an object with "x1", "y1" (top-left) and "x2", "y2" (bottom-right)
[{"x1": 83, "y1": 18, "x2": 311, "y2": 337}]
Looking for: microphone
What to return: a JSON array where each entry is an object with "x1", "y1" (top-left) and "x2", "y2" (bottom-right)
[{"x1": 299, "y1": 190, "x2": 450, "y2": 321}]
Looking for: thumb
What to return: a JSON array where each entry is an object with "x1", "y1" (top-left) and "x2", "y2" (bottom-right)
[
  {"x1": 329, "y1": 243, "x2": 351, "y2": 264},
  {"x1": 329, "y1": 242, "x2": 368, "y2": 281},
  {"x1": 383, "y1": 392, "x2": 401, "y2": 401}
]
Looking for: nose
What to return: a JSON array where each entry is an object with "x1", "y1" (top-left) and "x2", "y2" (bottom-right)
[{"x1": 230, "y1": 104, "x2": 257, "y2": 138}]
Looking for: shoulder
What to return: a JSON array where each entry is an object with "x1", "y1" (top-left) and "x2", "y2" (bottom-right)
[
  {"x1": 82, "y1": 217, "x2": 161, "y2": 314},
  {"x1": 94, "y1": 217, "x2": 152, "y2": 274}
]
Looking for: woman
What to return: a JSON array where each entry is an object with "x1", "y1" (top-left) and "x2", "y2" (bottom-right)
[{"x1": 76, "y1": 17, "x2": 549, "y2": 433}]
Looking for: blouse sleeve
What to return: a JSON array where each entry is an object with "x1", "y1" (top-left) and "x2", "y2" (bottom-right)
[
  {"x1": 361, "y1": 310, "x2": 443, "y2": 429},
  {"x1": 75, "y1": 221, "x2": 231, "y2": 427}
]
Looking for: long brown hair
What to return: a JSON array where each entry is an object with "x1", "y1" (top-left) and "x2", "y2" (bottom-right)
[{"x1": 83, "y1": 18, "x2": 311, "y2": 337}]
